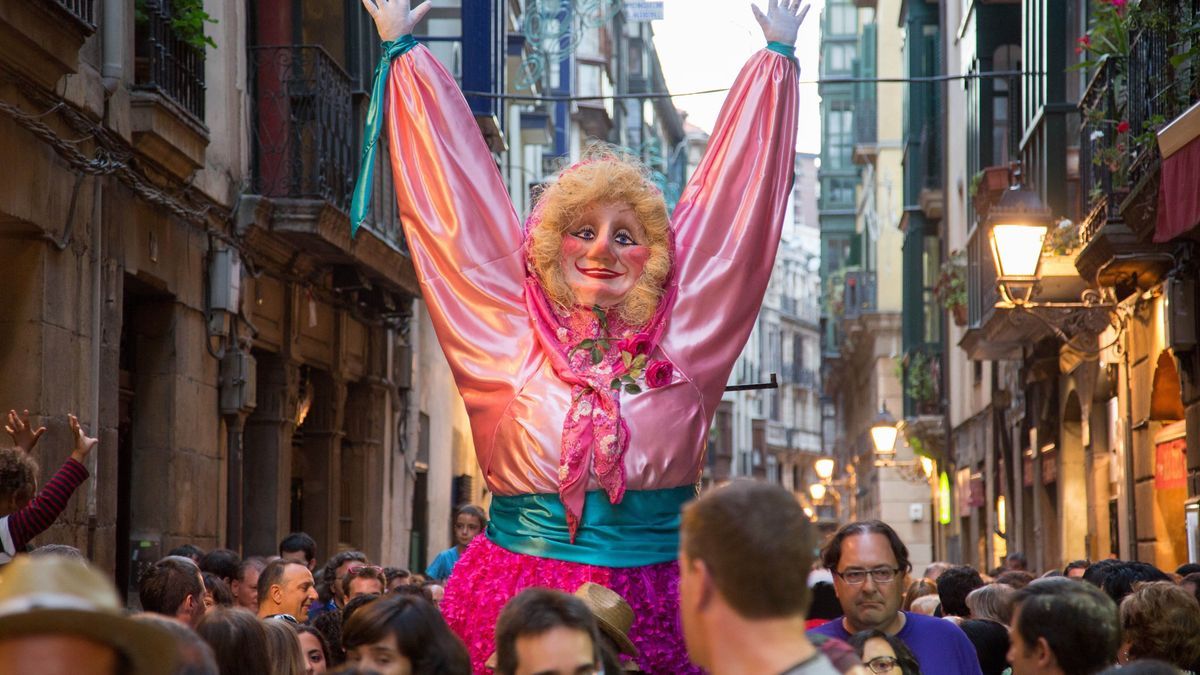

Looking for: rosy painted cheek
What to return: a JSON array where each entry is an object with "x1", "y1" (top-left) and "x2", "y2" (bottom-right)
[
  {"x1": 621, "y1": 245, "x2": 650, "y2": 273},
  {"x1": 560, "y1": 238, "x2": 586, "y2": 257}
]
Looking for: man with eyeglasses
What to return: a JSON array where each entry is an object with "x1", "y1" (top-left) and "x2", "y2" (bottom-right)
[{"x1": 808, "y1": 520, "x2": 983, "y2": 675}]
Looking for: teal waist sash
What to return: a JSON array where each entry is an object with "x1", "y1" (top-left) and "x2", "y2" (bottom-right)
[{"x1": 486, "y1": 486, "x2": 696, "y2": 568}]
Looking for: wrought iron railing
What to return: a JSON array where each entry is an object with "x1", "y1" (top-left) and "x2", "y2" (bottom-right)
[
  {"x1": 56, "y1": 0, "x2": 95, "y2": 27},
  {"x1": 966, "y1": 223, "x2": 999, "y2": 328},
  {"x1": 251, "y1": 46, "x2": 356, "y2": 213},
  {"x1": 919, "y1": 121, "x2": 942, "y2": 189},
  {"x1": 854, "y1": 100, "x2": 877, "y2": 148},
  {"x1": 134, "y1": 0, "x2": 206, "y2": 120},
  {"x1": 1079, "y1": 55, "x2": 1122, "y2": 237},
  {"x1": 842, "y1": 270, "x2": 877, "y2": 321},
  {"x1": 904, "y1": 343, "x2": 943, "y2": 417}
]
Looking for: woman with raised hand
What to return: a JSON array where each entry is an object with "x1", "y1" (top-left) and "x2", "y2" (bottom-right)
[{"x1": 355, "y1": 0, "x2": 808, "y2": 670}]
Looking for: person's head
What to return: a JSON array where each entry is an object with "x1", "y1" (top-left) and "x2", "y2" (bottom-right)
[
  {"x1": 383, "y1": 567, "x2": 411, "y2": 593},
  {"x1": 202, "y1": 573, "x2": 233, "y2": 612},
  {"x1": 902, "y1": 578, "x2": 937, "y2": 612},
  {"x1": 808, "y1": 581, "x2": 842, "y2": 620},
  {"x1": 995, "y1": 571, "x2": 1036, "y2": 590},
  {"x1": 966, "y1": 583, "x2": 1016, "y2": 625},
  {"x1": 1118, "y1": 581, "x2": 1200, "y2": 669},
  {"x1": 423, "y1": 581, "x2": 445, "y2": 607},
  {"x1": 528, "y1": 148, "x2": 672, "y2": 324},
  {"x1": 1179, "y1": 572, "x2": 1200, "y2": 604},
  {"x1": 342, "y1": 593, "x2": 381, "y2": 629},
  {"x1": 0, "y1": 556, "x2": 180, "y2": 675},
  {"x1": 494, "y1": 588, "x2": 601, "y2": 675},
  {"x1": 341, "y1": 564, "x2": 387, "y2": 601},
  {"x1": 279, "y1": 532, "x2": 318, "y2": 570},
  {"x1": 198, "y1": 549, "x2": 241, "y2": 586},
  {"x1": 847, "y1": 629, "x2": 922, "y2": 675},
  {"x1": 296, "y1": 625, "x2": 330, "y2": 674},
  {"x1": 1064, "y1": 560, "x2": 1090, "y2": 580},
  {"x1": 1096, "y1": 562, "x2": 1171, "y2": 605},
  {"x1": 342, "y1": 594, "x2": 470, "y2": 675},
  {"x1": 909, "y1": 594, "x2": 941, "y2": 616},
  {"x1": 1081, "y1": 559, "x2": 1125, "y2": 588},
  {"x1": 1008, "y1": 577, "x2": 1120, "y2": 675},
  {"x1": 960, "y1": 618, "x2": 1012, "y2": 675},
  {"x1": 29, "y1": 543, "x2": 86, "y2": 561},
  {"x1": 231, "y1": 556, "x2": 266, "y2": 611},
  {"x1": 195, "y1": 607, "x2": 271, "y2": 675},
  {"x1": 311, "y1": 609, "x2": 345, "y2": 667},
  {"x1": 937, "y1": 566, "x2": 986, "y2": 617},
  {"x1": 1174, "y1": 563, "x2": 1200, "y2": 577},
  {"x1": 453, "y1": 504, "x2": 487, "y2": 548},
  {"x1": 820, "y1": 520, "x2": 912, "y2": 633},
  {"x1": 0, "y1": 446, "x2": 38, "y2": 514},
  {"x1": 318, "y1": 550, "x2": 368, "y2": 606},
  {"x1": 262, "y1": 618, "x2": 307, "y2": 675},
  {"x1": 257, "y1": 560, "x2": 318, "y2": 619},
  {"x1": 167, "y1": 544, "x2": 206, "y2": 564},
  {"x1": 130, "y1": 612, "x2": 219, "y2": 675},
  {"x1": 139, "y1": 556, "x2": 207, "y2": 628},
  {"x1": 923, "y1": 562, "x2": 952, "y2": 582},
  {"x1": 1006, "y1": 552, "x2": 1029, "y2": 571}
]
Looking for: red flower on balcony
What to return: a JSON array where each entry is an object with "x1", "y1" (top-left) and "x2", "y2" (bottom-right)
[
  {"x1": 1076, "y1": 35, "x2": 1091, "y2": 54},
  {"x1": 1117, "y1": 120, "x2": 1131, "y2": 134}
]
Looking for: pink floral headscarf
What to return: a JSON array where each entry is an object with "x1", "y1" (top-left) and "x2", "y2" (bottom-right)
[{"x1": 522, "y1": 160, "x2": 678, "y2": 540}]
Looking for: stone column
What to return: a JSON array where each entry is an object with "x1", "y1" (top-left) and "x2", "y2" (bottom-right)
[{"x1": 243, "y1": 353, "x2": 297, "y2": 557}]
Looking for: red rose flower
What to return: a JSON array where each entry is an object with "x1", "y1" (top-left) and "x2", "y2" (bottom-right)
[
  {"x1": 645, "y1": 360, "x2": 674, "y2": 389},
  {"x1": 1116, "y1": 120, "x2": 1130, "y2": 134},
  {"x1": 617, "y1": 333, "x2": 653, "y2": 357}
]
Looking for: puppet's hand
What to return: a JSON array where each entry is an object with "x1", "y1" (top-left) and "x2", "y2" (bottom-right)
[
  {"x1": 752, "y1": 0, "x2": 811, "y2": 46},
  {"x1": 362, "y1": 0, "x2": 433, "y2": 42}
]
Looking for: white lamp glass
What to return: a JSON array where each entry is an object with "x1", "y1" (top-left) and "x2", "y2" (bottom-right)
[
  {"x1": 920, "y1": 456, "x2": 935, "y2": 479},
  {"x1": 989, "y1": 223, "x2": 1048, "y2": 280},
  {"x1": 871, "y1": 424, "x2": 898, "y2": 456},
  {"x1": 809, "y1": 482, "x2": 827, "y2": 502},
  {"x1": 814, "y1": 458, "x2": 836, "y2": 481}
]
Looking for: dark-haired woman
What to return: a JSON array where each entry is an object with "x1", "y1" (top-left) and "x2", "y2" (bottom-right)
[
  {"x1": 195, "y1": 607, "x2": 272, "y2": 675},
  {"x1": 848, "y1": 630, "x2": 923, "y2": 675},
  {"x1": 342, "y1": 594, "x2": 471, "y2": 675}
]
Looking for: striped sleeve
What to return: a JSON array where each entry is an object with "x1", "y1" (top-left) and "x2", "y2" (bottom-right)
[{"x1": 6, "y1": 458, "x2": 89, "y2": 550}]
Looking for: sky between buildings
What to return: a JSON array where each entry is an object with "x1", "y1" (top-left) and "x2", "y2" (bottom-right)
[{"x1": 653, "y1": 0, "x2": 825, "y2": 155}]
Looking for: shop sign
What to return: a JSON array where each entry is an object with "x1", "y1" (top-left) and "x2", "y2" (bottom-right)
[
  {"x1": 623, "y1": 2, "x2": 664, "y2": 21},
  {"x1": 1155, "y1": 436, "x2": 1187, "y2": 489}
]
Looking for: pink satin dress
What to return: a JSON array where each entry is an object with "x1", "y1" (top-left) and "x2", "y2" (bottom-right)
[{"x1": 383, "y1": 45, "x2": 798, "y2": 674}]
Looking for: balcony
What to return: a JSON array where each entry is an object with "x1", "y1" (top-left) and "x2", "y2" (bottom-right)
[
  {"x1": 247, "y1": 45, "x2": 416, "y2": 295},
  {"x1": 902, "y1": 344, "x2": 943, "y2": 417},
  {"x1": 842, "y1": 270, "x2": 877, "y2": 321},
  {"x1": 0, "y1": 0, "x2": 96, "y2": 90},
  {"x1": 132, "y1": 0, "x2": 209, "y2": 180},
  {"x1": 916, "y1": 122, "x2": 943, "y2": 220},
  {"x1": 1074, "y1": 30, "x2": 1182, "y2": 294},
  {"x1": 852, "y1": 100, "x2": 878, "y2": 164}
]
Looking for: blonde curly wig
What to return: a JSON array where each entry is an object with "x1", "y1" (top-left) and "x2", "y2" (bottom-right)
[{"x1": 528, "y1": 146, "x2": 672, "y2": 326}]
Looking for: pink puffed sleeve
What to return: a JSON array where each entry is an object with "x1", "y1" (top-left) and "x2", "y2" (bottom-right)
[
  {"x1": 664, "y1": 49, "x2": 799, "y2": 412},
  {"x1": 383, "y1": 46, "x2": 534, "y2": 441}
]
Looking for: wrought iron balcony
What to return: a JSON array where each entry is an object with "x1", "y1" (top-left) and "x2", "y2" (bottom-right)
[
  {"x1": 55, "y1": 0, "x2": 95, "y2": 27},
  {"x1": 134, "y1": 0, "x2": 206, "y2": 120},
  {"x1": 852, "y1": 101, "x2": 878, "y2": 164},
  {"x1": 902, "y1": 344, "x2": 942, "y2": 418},
  {"x1": 842, "y1": 270, "x2": 877, "y2": 321},
  {"x1": 251, "y1": 45, "x2": 355, "y2": 214}
]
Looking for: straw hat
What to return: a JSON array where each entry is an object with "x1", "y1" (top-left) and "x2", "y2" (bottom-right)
[
  {"x1": 0, "y1": 556, "x2": 179, "y2": 675},
  {"x1": 574, "y1": 582, "x2": 638, "y2": 658}
]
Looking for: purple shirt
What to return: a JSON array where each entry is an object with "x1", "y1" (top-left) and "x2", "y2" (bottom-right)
[{"x1": 808, "y1": 612, "x2": 984, "y2": 675}]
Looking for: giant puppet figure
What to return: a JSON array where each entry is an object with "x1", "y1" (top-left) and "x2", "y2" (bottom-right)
[{"x1": 355, "y1": 0, "x2": 808, "y2": 671}]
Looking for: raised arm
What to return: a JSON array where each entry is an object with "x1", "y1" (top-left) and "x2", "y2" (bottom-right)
[
  {"x1": 359, "y1": 1, "x2": 533, "y2": 408},
  {"x1": 664, "y1": 1, "x2": 806, "y2": 407}
]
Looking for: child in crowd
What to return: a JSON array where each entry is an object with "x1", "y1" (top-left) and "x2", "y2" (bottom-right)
[
  {"x1": 425, "y1": 504, "x2": 486, "y2": 583},
  {"x1": 1, "y1": 409, "x2": 96, "y2": 565}
]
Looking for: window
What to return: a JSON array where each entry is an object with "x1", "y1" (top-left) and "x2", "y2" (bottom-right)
[
  {"x1": 829, "y1": 2, "x2": 857, "y2": 35},
  {"x1": 825, "y1": 105, "x2": 854, "y2": 168},
  {"x1": 827, "y1": 44, "x2": 857, "y2": 74},
  {"x1": 828, "y1": 178, "x2": 856, "y2": 205}
]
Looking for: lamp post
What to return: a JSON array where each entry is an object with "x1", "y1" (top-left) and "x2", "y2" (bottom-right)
[
  {"x1": 986, "y1": 183, "x2": 1052, "y2": 306},
  {"x1": 870, "y1": 405, "x2": 899, "y2": 457}
]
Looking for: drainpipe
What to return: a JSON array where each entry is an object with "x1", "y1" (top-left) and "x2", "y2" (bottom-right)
[
  {"x1": 102, "y1": 0, "x2": 124, "y2": 90},
  {"x1": 1123, "y1": 338, "x2": 1138, "y2": 559},
  {"x1": 86, "y1": 180, "x2": 103, "y2": 559}
]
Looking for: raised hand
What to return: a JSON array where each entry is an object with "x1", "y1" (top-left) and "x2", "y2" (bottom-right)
[
  {"x1": 5, "y1": 409, "x2": 46, "y2": 452},
  {"x1": 361, "y1": 0, "x2": 433, "y2": 42},
  {"x1": 752, "y1": 0, "x2": 811, "y2": 46},
  {"x1": 68, "y1": 414, "x2": 98, "y2": 463}
]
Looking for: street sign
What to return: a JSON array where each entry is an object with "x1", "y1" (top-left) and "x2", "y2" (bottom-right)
[{"x1": 624, "y1": 1, "x2": 663, "y2": 21}]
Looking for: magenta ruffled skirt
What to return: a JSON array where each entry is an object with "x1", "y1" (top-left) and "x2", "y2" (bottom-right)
[{"x1": 441, "y1": 535, "x2": 702, "y2": 675}]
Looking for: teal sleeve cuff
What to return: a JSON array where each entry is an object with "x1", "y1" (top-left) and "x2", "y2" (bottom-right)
[{"x1": 767, "y1": 41, "x2": 796, "y2": 59}]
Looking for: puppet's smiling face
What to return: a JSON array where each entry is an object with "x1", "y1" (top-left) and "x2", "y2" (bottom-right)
[{"x1": 559, "y1": 202, "x2": 651, "y2": 309}]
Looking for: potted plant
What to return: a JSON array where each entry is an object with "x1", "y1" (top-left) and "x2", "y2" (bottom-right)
[
  {"x1": 902, "y1": 351, "x2": 940, "y2": 412},
  {"x1": 971, "y1": 166, "x2": 1011, "y2": 219},
  {"x1": 934, "y1": 250, "x2": 968, "y2": 326}
]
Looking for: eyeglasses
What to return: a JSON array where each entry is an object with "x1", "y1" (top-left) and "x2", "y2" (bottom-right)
[
  {"x1": 346, "y1": 564, "x2": 383, "y2": 577},
  {"x1": 834, "y1": 567, "x2": 901, "y2": 585},
  {"x1": 866, "y1": 657, "x2": 898, "y2": 674}
]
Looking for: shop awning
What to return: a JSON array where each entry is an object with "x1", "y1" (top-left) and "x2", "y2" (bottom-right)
[{"x1": 1155, "y1": 101, "x2": 1200, "y2": 243}]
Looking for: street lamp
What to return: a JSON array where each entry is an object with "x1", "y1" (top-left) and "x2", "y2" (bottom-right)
[
  {"x1": 814, "y1": 458, "x2": 836, "y2": 482},
  {"x1": 870, "y1": 405, "x2": 899, "y2": 457},
  {"x1": 809, "y1": 482, "x2": 827, "y2": 502},
  {"x1": 986, "y1": 184, "x2": 1052, "y2": 302}
]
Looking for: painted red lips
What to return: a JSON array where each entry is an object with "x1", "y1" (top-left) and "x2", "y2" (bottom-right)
[{"x1": 575, "y1": 263, "x2": 623, "y2": 279}]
